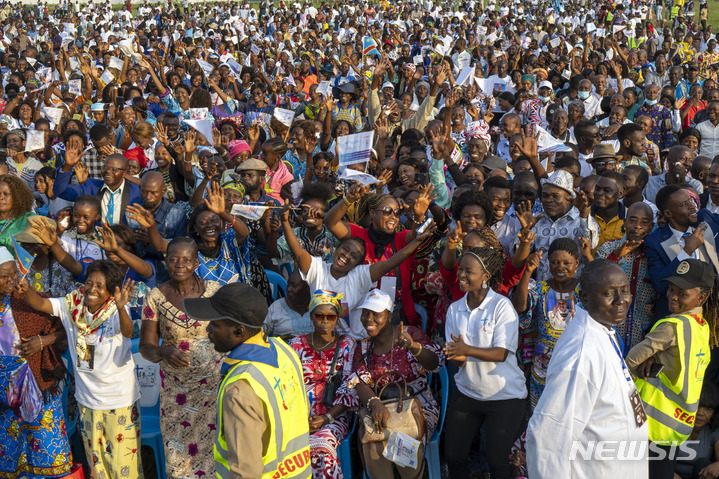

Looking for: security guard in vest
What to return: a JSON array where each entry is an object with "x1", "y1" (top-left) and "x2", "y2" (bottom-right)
[
  {"x1": 627, "y1": 259, "x2": 717, "y2": 479},
  {"x1": 185, "y1": 282, "x2": 311, "y2": 479}
]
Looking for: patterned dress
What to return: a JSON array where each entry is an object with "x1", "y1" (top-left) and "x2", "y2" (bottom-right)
[
  {"x1": 141, "y1": 281, "x2": 223, "y2": 479},
  {"x1": 517, "y1": 282, "x2": 582, "y2": 409},
  {"x1": 289, "y1": 334, "x2": 356, "y2": 478},
  {"x1": 335, "y1": 326, "x2": 444, "y2": 445}
]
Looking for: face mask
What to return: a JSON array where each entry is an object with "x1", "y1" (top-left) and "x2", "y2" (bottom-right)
[
  {"x1": 538, "y1": 95, "x2": 551, "y2": 103},
  {"x1": 645, "y1": 98, "x2": 658, "y2": 106},
  {"x1": 578, "y1": 91, "x2": 590, "y2": 100}
]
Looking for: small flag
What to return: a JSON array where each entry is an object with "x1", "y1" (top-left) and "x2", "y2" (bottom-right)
[
  {"x1": 286, "y1": 74, "x2": 296, "y2": 86},
  {"x1": 231, "y1": 204, "x2": 271, "y2": 220},
  {"x1": 11, "y1": 237, "x2": 35, "y2": 276},
  {"x1": 362, "y1": 36, "x2": 381, "y2": 57}
]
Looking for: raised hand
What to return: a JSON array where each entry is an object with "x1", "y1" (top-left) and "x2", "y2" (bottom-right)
[
  {"x1": 126, "y1": 204, "x2": 156, "y2": 229},
  {"x1": 578, "y1": 236, "x2": 593, "y2": 261},
  {"x1": 95, "y1": 222, "x2": 119, "y2": 253},
  {"x1": 114, "y1": 279, "x2": 137, "y2": 309},
  {"x1": 412, "y1": 183, "x2": 437, "y2": 219},
  {"x1": 684, "y1": 222, "x2": 708, "y2": 254},
  {"x1": 447, "y1": 221, "x2": 467, "y2": 248},
  {"x1": 515, "y1": 200, "x2": 542, "y2": 229},
  {"x1": 75, "y1": 161, "x2": 89, "y2": 184},
  {"x1": 517, "y1": 228, "x2": 535, "y2": 245},
  {"x1": 517, "y1": 124, "x2": 539, "y2": 159},
  {"x1": 525, "y1": 251, "x2": 543, "y2": 273},
  {"x1": 30, "y1": 217, "x2": 58, "y2": 247},
  {"x1": 344, "y1": 184, "x2": 370, "y2": 203},
  {"x1": 203, "y1": 181, "x2": 226, "y2": 215}
]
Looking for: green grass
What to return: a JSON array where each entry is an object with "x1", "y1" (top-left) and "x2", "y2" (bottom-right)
[{"x1": 709, "y1": 1, "x2": 719, "y2": 32}]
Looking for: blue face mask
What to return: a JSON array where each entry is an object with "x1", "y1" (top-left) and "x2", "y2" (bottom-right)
[
  {"x1": 645, "y1": 98, "x2": 658, "y2": 106},
  {"x1": 578, "y1": 91, "x2": 590, "y2": 100},
  {"x1": 538, "y1": 95, "x2": 551, "y2": 103}
]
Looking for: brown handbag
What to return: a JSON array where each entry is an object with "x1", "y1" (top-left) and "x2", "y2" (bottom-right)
[{"x1": 358, "y1": 372, "x2": 426, "y2": 443}]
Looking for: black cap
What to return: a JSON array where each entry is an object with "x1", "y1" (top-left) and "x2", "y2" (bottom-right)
[
  {"x1": 663, "y1": 259, "x2": 716, "y2": 290},
  {"x1": 184, "y1": 283, "x2": 268, "y2": 327}
]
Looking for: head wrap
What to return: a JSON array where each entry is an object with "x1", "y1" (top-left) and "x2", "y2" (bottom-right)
[
  {"x1": 464, "y1": 119, "x2": 491, "y2": 150},
  {"x1": 521, "y1": 73, "x2": 535, "y2": 85},
  {"x1": 309, "y1": 289, "x2": 344, "y2": 315},
  {"x1": 123, "y1": 147, "x2": 148, "y2": 169},
  {"x1": 8, "y1": 129, "x2": 26, "y2": 141}
]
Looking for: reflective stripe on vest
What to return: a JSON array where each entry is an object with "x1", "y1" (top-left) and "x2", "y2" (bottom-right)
[
  {"x1": 635, "y1": 314, "x2": 710, "y2": 445},
  {"x1": 214, "y1": 337, "x2": 310, "y2": 479}
]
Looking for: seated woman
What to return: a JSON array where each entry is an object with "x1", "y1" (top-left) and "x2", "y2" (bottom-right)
[
  {"x1": 20, "y1": 260, "x2": 142, "y2": 479},
  {"x1": 264, "y1": 269, "x2": 312, "y2": 338},
  {"x1": 335, "y1": 289, "x2": 443, "y2": 478},
  {"x1": 0, "y1": 247, "x2": 71, "y2": 479},
  {"x1": 289, "y1": 290, "x2": 356, "y2": 478}
]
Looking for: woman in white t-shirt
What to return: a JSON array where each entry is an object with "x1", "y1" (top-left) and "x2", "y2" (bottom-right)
[
  {"x1": 279, "y1": 206, "x2": 432, "y2": 340},
  {"x1": 20, "y1": 259, "x2": 143, "y2": 479},
  {"x1": 443, "y1": 246, "x2": 528, "y2": 479}
]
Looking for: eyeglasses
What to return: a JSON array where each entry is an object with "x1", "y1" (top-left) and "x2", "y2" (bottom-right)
[
  {"x1": 102, "y1": 166, "x2": 127, "y2": 172},
  {"x1": 374, "y1": 207, "x2": 401, "y2": 217},
  {"x1": 313, "y1": 313, "x2": 338, "y2": 321},
  {"x1": 594, "y1": 160, "x2": 617, "y2": 167}
]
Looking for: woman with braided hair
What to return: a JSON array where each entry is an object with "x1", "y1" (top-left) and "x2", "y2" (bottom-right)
[
  {"x1": 323, "y1": 182, "x2": 444, "y2": 328},
  {"x1": 443, "y1": 245, "x2": 528, "y2": 479}
]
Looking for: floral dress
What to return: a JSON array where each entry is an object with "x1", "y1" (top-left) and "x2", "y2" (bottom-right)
[
  {"x1": 289, "y1": 334, "x2": 356, "y2": 478},
  {"x1": 517, "y1": 281, "x2": 581, "y2": 409},
  {"x1": 335, "y1": 326, "x2": 444, "y2": 444},
  {"x1": 141, "y1": 280, "x2": 223, "y2": 478}
]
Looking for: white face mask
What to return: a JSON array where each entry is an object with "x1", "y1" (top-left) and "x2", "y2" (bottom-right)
[{"x1": 578, "y1": 91, "x2": 590, "y2": 100}]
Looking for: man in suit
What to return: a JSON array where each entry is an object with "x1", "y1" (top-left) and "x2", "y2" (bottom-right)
[
  {"x1": 53, "y1": 150, "x2": 141, "y2": 226},
  {"x1": 644, "y1": 183, "x2": 719, "y2": 319}
]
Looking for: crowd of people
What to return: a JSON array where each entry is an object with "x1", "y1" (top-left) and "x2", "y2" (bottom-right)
[{"x1": 1, "y1": 0, "x2": 719, "y2": 477}]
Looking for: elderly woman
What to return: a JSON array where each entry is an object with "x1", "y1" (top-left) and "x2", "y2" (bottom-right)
[
  {"x1": 289, "y1": 290, "x2": 356, "y2": 478},
  {"x1": 0, "y1": 247, "x2": 71, "y2": 478},
  {"x1": 140, "y1": 237, "x2": 223, "y2": 478},
  {"x1": 0, "y1": 174, "x2": 35, "y2": 253},
  {"x1": 21, "y1": 259, "x2": 142, "y2": 479},
  {"x1": 335, "y1": 289, "x2": 443, "y2": 478}
]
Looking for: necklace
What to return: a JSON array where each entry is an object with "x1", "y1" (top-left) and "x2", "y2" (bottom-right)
[{"x1": 310, "y1": 332, "x2": 336, "y2": 351}]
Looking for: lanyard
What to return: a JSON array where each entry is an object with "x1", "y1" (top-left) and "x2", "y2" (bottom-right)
[{"x1": 609, "y1": 332, "x2": 633, "y2": 384}]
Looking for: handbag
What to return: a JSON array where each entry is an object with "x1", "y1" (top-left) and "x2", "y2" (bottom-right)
[
  {"x1": 358, "y1": 372, "x2": 425, "y2": 443},
  {"x1": 321, "y1": 335, "x2": 345, "y2": 408}
]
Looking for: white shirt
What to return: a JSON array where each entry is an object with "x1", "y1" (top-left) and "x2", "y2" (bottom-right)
[
  {"x1": 100, "y1": 181, "x2": 127, "y2": 226},
  {"x1": 263, "y1": 298, "x2": 313, "y2": 337},
  {"x1": 51, "y1": 298, "x2": 140, "y2": 410},
  {"x1": 696, "y1": 120, "x2": 719, "y2": 160},
  {"x1": 301, "y1": 256, "x2": 374, "y2": 340},
  {"x1": 708, "y1": 196, "x2": 719, "y2": 215},
  {"x1": 644, "y1": 173, "x2": 704, "y2": 204},
  {"x1": 445, "y1": 289, "x2": 527, "y2": 401},
  {"x1": 581, "y1": 93, "x2": 603, "y2": 119},
  {"x1": 527, "y1": 309, "x2": 648, "y2": 478}
]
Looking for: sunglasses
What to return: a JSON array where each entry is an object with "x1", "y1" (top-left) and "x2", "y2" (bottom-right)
[
  {"x1": 314, "y1": 313, "x2": 338, "y2": 321},
  {"x1": 374, "y1": 206, "x2": 401, "y2": 217},
  {"x1": 594, "y1": 161, "x2": 617, "y2": 167}
]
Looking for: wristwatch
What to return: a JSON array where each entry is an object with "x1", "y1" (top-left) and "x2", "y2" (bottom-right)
[{"x1": 324, "y1": 413, "x2": 334, "y2": 424}]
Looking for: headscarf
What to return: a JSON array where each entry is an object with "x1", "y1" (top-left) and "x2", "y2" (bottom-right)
[
  {"x1": 309, "y1": 289, "x2": 344, "y2": 315},
  {"x1": 464, "y1": 119, "x2": 491, "y2": 150},
  {"x1": 521, "y1": 74, "x2": 535, "y2": 85}
]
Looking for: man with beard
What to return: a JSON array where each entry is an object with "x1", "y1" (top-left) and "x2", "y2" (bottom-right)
[
  {"x1": 527, "y1": 260, "x2": 649, "y2": 478},
  {"x1": 593, "y1": 202, "x2": 657, "y2": 352},
  {"x1": 644, "y1": 145, "x2": 704, "y2": 203},
  {"x1": 236, "y1": 158, "x2": 280, "y2": 207},
  {"x1": 644, "y1": 184, "x2": 719, "y2": 320}
]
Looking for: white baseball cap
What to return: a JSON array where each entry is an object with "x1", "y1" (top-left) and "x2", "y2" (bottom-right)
[{"x1": 358, "y1": 289, "x2": 394, "y2": 313}]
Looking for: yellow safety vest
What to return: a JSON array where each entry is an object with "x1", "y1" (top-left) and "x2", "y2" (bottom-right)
[
  {"x1": 635, "y1": 314, "x2": 710, "y2": 445},
  {"x1": 215, "y1": 337, "x2": 311, "y2": 479}
]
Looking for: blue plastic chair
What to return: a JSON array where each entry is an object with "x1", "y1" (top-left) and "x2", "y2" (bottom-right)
[
  {"x1": 132, "y1": 338, "x2": 167, "y2": 479},
  {"x1": 414, "y1": 303, "x2": 429, "y2": 333},
  {"x1": 265, "y1": 269, "x2": 288, "y2": 300},
  {"x1": 279, "y1": 261, "x2": 294, "y2": 279},
  {"x1": 426, "y1": 365, "x2": 450, "y2": 479},
  {"x1": 337, "y1": 414, "x2": 356, "y2": 478}
]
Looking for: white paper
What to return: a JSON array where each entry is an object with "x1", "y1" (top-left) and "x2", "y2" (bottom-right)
[
  {"x1": 273, "y1": 108, "x2": 295, "y2": 127},
  {"x1": 413, "y1": 55, "x2": 423, "y2": 65},
  {"x1": 250, "y1": 44, "x2": 260, "y2": 56},
  {"x1": 586, "y1": 22, "x2": 596, "y2": 33},
  {"x1": 337, "y1": 131, "x2": 374, "y2": 166},
  {"x1": 184, "y1": 119, "x2": 214, "y2": 144},
  {"x1": 227, "y1": 58, "x2": 243, "y2": 76},
  {"x1": 285, "y1": 74, "x2": 296, "y2": 86},
  {"x1": 536, "y1": 126, "x2": 573, "y2": 153},
  {"x1": 109, "y1": 56, "x2": 124, "y2": 71},
  {"x1": 44, "y1": 107, "x2": 64, "y2": 126},
  {"x1": 100, "y1": 69, "x2": 115, "y2": 85},
  {"x1": 487, "y1": 32, "x2": 498, "y2": 43},
  {"x1": 196, "y1": 58, "x2": 214, "y2": 76},
  {"x1": 231, "y1": 203, "x2": 270, "y2": 220},
  {"x1": 188, "y1": 108, "x2": 209, "y2": 120},
  {"x1": 316, "y1": 81, "x2": 331, "y2": 97},
  {"x1": 474, "y1": 77, "x2": 492, "y2": 95},
  {"x1": 68, "y1": 57, "x2": 79, "y2": 71},
  {"x1": 338, "y1": 168, "x2": 380, "y2": 186},
  {"x1": 25, "y1": 130, "x2": 45, "y2": 152},
  {"x1": 613, "y1": 25, "x2": 626, "y2": 35},
  {"x1": 68, "y1": 79, "x2": 82, "y2": 96},
  {"x1": 550, "y1": 37, "x2": 561, "y2": 48},
  {"x1": 596, "y1": 28, "x2": 606, "y2": 37},
  {"x1": 455, "y1": 66, "x2": 475, "y2": 86}
]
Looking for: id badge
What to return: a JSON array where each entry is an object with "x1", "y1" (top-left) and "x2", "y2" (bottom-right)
[
  {"x1": 629, "y1": 389, "x2": 647, "y2": 428},
  {"x1": 77, "y1": 344, "x2": 95, "y2": 371}
]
